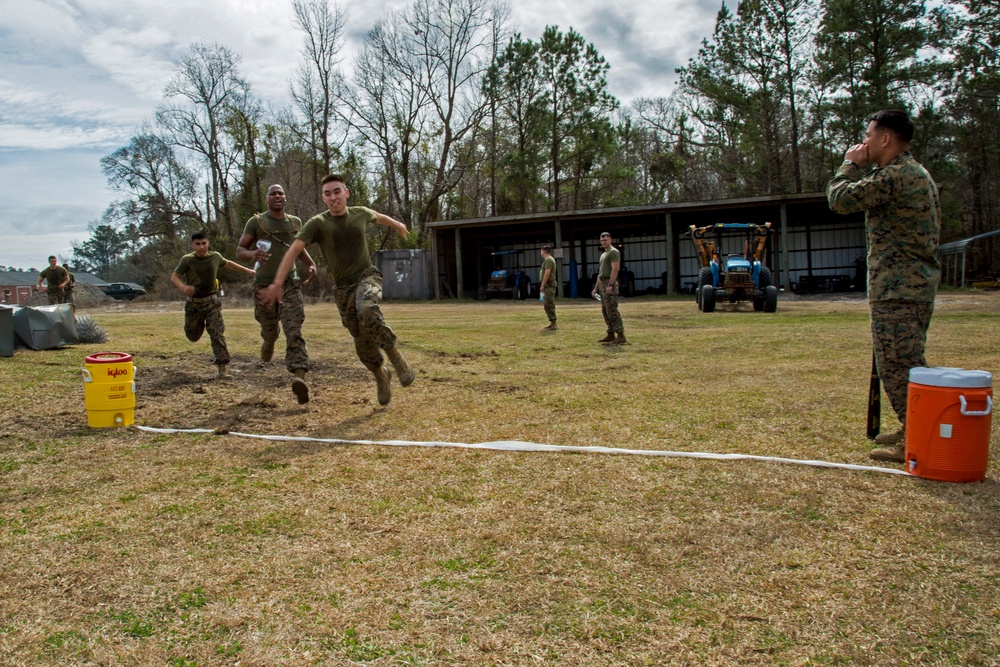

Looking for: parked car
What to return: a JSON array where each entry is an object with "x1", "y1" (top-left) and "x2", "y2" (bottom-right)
[{"x1": 102, "y1": 282, "x2": 146, "y2": 300}]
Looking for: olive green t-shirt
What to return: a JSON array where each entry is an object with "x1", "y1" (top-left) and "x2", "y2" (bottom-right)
[
  {"x1": 540, "y1": 256, "x2": 557, "y2": 288},
  {"x1": 243, "y1": 212, "x2": 301, "y2": 286},
  {"x1": 174, "y1": 252, "x2": 227, "y2": 298},
  {"x1": 39, "y1": 266, "x2": 68, "y2": 289},
  {"x1": 598, "y1": 247, "x2": 620, "y2": 280},
  {"x1": 297, "y1": 207, "x2": 378, "y2": 286}
]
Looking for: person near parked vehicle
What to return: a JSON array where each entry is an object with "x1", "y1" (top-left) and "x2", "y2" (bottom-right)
[
  {"x1": 260, "y1": 174, "x2": 415, "y2": 406},
  {"x1": 62, "y1": 264, "x2": 76, "y2": 306},
  {"x1": 171, "y1": 231, "x2": 256, "y2": 379},
  {"x1": 827, "y1": 109, "x2": 941, "y2": 463},
  {"x1": 539, "y1": 246, "x2": 558, "y2": 330},
  {"x1": 36, "y1": 256, "x2": 69, "y2": 305},
  {"x1": 592, "y1": 232, "x2": 626, "y2": 344},
  {"x1": 236, "y1": 184, "x2": 318, "y2": 404}
]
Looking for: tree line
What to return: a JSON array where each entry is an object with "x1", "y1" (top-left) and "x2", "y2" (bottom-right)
[{"x1": 72, "y1": 0, "x2": 999, "y2": 288}]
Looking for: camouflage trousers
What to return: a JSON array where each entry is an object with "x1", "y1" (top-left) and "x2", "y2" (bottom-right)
[
  {"x1": 184, "y1": 294, "x2": 230, "y2": 366},
  {"x1": 64, "y1": 286, "x2": 75, "y2": 305},
  {"x1": 255, "y1": 278, "x2": 308, "y2": 373},
  {"x1": 333, "y1": 268, "x2": 398, "y2": 373},
  {"x1": 47, "y1": 287, "x2": 67, "y2": 305},
  {"x1": 542, "y1": 284, "x2": 557, "y2": 323},
  {"x1": 598, "y1": 279, "x2": 623, "y2": 334},
  {"x1": 871, "y1": 299, "x2": 934, "y2": 424}
]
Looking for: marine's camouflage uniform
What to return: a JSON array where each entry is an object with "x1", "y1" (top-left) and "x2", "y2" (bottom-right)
[
  {"x1": 245, "y1": 211, "x2": 309, "y2": 374},
  {"x1": 184, "y1": 295, "x2": 230, "y2": 366},
  {"x1": 255, "y1": 278, "x2": 308, "y2": 373},
  {"x1": 333, "y1": 267, "x2": 397, "y2": 373},
  {"x1": 828, "y1": 152, "x2": 941, "y2": 424},
  {"x1": 540, "y1": 256, "x2": 557, "y2": 323},
  {"x1": 598, "y1": 278, "x2": 623, "y2": 334}
]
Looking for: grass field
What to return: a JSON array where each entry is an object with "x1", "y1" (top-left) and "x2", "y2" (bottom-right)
[{"x1": 2, "y1": 292, "x2": 999, "y2": 666}]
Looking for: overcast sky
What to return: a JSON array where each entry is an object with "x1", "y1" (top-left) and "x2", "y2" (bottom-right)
[{"x1": 0, "y1": 0, "x2": 720, "y2": 270}]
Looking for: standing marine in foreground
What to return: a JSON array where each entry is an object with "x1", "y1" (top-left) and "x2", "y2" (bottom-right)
[
  {"x1": 237, "y1": 184, "x2": 318, "y2": 404},
  {"x1": 261, "y1": 174, "x2": 415, "y2": 406},
  {"x1": 827, "y1": 109, "x2": 941, "y2": 463}
]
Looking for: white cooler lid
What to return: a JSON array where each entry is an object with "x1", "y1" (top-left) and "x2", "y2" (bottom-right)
[{"x1": 909, "y1": 367, "x2": 993, "y2": 388}]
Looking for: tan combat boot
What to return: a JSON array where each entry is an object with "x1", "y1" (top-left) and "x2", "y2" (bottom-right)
[
  {"x1": 385, "y1": 346, "x2": 415, "y2": 387},
  {"x1": 291, "y1": 369, "x2": 310, "y2": 404},
  {"x1": 543, "y1": 322, "x2": 557, "y2": 330},
  {"x1": 613, "y1": 332, "x2": 627, "y2": 345},
  {"x1": 869, "y1": 444, "x2": 905, "y2": 463},
  {"x1": 217, "y1": 363, "x2": 228, "y2": 379},
  {"x1": 597, "y1": 333, "x2": 616, "y2": 343},
  {"x1": 374, "y1": 365, "x2": 393, "y2": 405},
  {"x1": 261, "y1": 339, "x2": 275, "y2": 362},
  {"x1": 874, "y1": 428, "x2": 904, "y2": 446}
]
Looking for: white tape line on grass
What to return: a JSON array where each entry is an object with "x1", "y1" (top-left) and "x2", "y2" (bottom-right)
[{"x1": 134, "y1": 425, "x2": 910, "y2": 476}]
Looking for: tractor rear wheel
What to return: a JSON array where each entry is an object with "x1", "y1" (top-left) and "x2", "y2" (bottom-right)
[
  {"x1": 764, "y1": 285, "x2": 778, "y2": 312},
  {"x1": 701, "y1": 284, "x2": 716, "y2": 313},
  {"x1": 758, "y1": 266, "x2": 773, "y2": 288}
]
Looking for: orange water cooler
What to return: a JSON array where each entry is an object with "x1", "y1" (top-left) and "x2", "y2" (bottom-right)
[{"x1": 905, "y1": 367, "x2": 993, "y2": 483}]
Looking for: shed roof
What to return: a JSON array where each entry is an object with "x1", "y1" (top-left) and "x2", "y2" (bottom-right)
[
  {"x1": 426, "y1": 192, "x2": 829, "y2": 230},
  {"x1": 938, "y1": 228, "x2": 1000, "y2": 255}
]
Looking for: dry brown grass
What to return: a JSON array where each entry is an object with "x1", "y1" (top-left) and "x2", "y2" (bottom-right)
[{"x1": 1, "y1": 292, "x2": 999, "y2": 666}]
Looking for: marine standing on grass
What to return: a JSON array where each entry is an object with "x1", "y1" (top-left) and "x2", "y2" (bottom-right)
[
  {"x1": 171, "y1": 231, "x2": 256, "y2": 379},
  {"x1": 236, "y1": 184, "x2": 318, "y2": 404},
  {"x1": 592, "y1": 232, "x2": 626, "y2": 345},
  {"x1": 260, "y1": 174, "x2": 415, "y2": 406},
  {"x1": 827, "y1": 109, "x2": 941, "y2": 463},
  {"x1": 36, "y1": 256, "x2": 69, "y2": 305},
  {"x1": 539, "y1": 246, "x2": 558, "y2": 330}
]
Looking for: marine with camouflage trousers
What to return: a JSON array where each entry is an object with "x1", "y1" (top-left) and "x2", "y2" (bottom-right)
[
  {"x1": 36, "y1": 255, "x2": 69, "y2": 305},
  {"x1": 171, "y1": 231, "x2": 256, "y2": 379},
  {"x1": 62, "y1": 264, "x2": 76, "y2": 306},
  {"x1": 237, "y1": 184, "x2": 318, "y2": 404},
  {"x1": 260, "y1": 174, "x2": 415, "y2": 406},
  {"x1": 827, "y1": 109, "x2": 941, "y2": 463},
  {"x1": 592, "y1": 232, "x2": 626, "y2": 344},
  {"x1": 539, "y1": 246, "x2": 558, "y2": 330}
]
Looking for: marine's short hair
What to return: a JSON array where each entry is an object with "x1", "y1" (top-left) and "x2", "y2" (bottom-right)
[
  {"x1": 867, "y1": 109, "x2": 914, "y2": 143},
  {"x1": 541, "y1": 245, "x2": 552, "y2": 255},
  {"x1": 600, "y1": 232, "x2": 611, "y2": 239},
  {"x1": 321, "y1": 174, "x2": 346, "y2": 187},
  {"x1": 191, "y1": 231, "x2": 208, "y2": 241},
  {"x1": 48, "y1": 255, "x2": 57, "y2": 261}
]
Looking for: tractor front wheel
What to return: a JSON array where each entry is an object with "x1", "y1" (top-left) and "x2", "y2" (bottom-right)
[
  {"x1": 697, "y1": 267, "x2": 713, "y2": 310},
  {"x1": 764, "y1": 285, "x2": 778, "y2": 312},
  {"x1": 701, "y1": 284, "x2": 716, "y2": 313}
]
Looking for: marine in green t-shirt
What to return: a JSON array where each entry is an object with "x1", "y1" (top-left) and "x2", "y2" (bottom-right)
[
  {"x1": 236, "y1": 184, "x2": 318, "y2": 404},
  {"x1": 539, "y1": 246, "x2": 558, "y2": 330},
  {"x1": 592, "y1": 232, "x2": 625, "y2": 344},
  {"x1": 36, "y1": 256, "x2": 69, "y2": 304},
  {"x1": 260, "y1": 174, "x2": 415, "y2": 406},
  {"x1": 171, "y1": 231, "x2": 255, "y2": 378}
]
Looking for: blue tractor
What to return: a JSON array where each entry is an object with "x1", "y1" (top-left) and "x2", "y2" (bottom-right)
[{"x1": 688, "y1": 222, "x2": 778, "y2": 313}]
